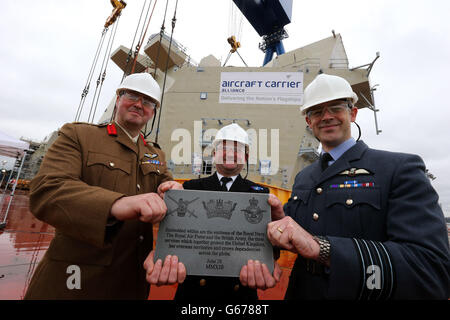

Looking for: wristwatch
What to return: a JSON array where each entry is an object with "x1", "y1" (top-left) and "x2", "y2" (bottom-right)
[{"x1": 313, "y1": 236, "x2": 331, "y2": 265}]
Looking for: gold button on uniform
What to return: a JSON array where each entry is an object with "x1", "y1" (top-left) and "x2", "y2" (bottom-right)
[
  {"x1": 199, "y1": 279, "x2": 206, "y2": 286},
  {"x1": 109, "y1": 162, "x2": 115, "y2": 167},
  {"x1": 313, "y1": 213, "x2": 319, "y2": 221},
  {"x1": 316, "y1": 187, "x2": 323, "y2": 194},
  {"x1": 293, "y1": 196, "x2": 298, "y2": 200},
  {"x1": 346, "y1": 199, "x2": 353, "y2": 206},
  {"x1": 234, "y1": 284, "x2": 240, "y2": 291},
  {"x1": 137, "y1": 184, "x2": 141, "y2": 190}
]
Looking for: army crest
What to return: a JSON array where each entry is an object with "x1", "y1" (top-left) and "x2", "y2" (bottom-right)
[
  {"x1": 241, "y1": 197, "x2": 266, "y2": 224},
  {"x1": 202, "y1": 199, "x2": 237, "y2": 220},
  {"x1": 166, "y1": 195, "x2": 199, "y2": 218}
]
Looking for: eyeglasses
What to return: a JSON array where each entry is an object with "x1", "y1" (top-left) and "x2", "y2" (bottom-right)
[
  {"x1": 306, "y1": 102, "x2": 350, "y2": 119},
  {"x1": 121, "y1": 91, "x2": 156, "y2": 109}
]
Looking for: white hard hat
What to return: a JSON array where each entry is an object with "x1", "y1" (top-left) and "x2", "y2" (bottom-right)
[
  {"x1": 116, "y1": 73, "x2": 162, "y2": 108},
  {"x1": 212, "y1": 123, "x2": 249, "y2": 149},
  {"x1": 300, "y1": 74, "x2": 358, "y2": 115}
]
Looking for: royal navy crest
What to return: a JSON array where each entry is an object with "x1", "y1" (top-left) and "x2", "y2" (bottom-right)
[{"x1": 202, "y1": 199, "x2": 237, "y2": 220}]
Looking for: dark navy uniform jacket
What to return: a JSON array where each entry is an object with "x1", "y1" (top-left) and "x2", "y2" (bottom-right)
[
  {"x1": 175, "y1": 172, "x2": 269, "y2": 301},
  {"x1": 285, "y1": 141, "x2": 450, "y2": 299}
]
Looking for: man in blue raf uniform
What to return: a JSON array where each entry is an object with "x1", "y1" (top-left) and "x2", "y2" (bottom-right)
[
  {"x1": 175, "y1": 123, "x2": 281, "y2": 300},
  {"x1": 267, "y1": 73, "x2": 449, "y2": 299}
]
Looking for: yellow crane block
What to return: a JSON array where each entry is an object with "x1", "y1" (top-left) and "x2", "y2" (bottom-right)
[
  {"x1": 105, "y1": 0, "x2": 127, "y2": 28},
  {"x1": 227, "y1": 36, "x2": 241, "y2": 53}
]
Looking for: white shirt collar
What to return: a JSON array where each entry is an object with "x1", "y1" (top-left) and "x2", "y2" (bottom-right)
[{"x1": 216, "y1": 172, "x2": 238, "y2": 190}]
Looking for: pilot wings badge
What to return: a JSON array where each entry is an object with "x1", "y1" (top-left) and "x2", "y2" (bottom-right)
[{"x1": 241, "y1": 197, "x2": 266, "y2": 224}]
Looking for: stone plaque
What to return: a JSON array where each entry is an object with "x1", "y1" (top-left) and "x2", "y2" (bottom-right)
[{"x1": 154, "y1": 189, "x2": 274, "y2": 277}]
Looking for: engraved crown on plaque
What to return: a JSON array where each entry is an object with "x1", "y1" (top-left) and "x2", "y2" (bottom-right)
[
  {"x1": 249, "y1": 197, "x2": 258, "y2": 207},
  {"x1": 203, "y1": 199, "x2": 237, "y2": 220}
]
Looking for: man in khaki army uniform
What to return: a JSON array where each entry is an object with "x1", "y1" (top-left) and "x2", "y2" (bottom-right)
[{"x1": 25, "y1": 73, "x2": 183, "y2": 299}]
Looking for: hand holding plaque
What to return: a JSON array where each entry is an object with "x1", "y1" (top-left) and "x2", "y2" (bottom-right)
[
  {"x1": 240, "y1": 259, "x2": 282, "y2": 290},
  {"x1": 143, "y1": 250, "x2": 186, "y2": 286}
]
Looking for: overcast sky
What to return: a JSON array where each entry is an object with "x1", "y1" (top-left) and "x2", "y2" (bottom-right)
[{"x1": 1, "y1": 0, "x2": 449, "y2": 216}]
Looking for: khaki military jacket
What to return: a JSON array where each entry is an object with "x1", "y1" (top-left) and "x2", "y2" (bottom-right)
[{"x1": 24, "y1": 122, "x2": 172, "y2": 299}]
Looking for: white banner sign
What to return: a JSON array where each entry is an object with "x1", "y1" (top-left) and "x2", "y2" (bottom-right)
[{"x1": 219, "y1": 72, "x2": 303, "y2": 105}]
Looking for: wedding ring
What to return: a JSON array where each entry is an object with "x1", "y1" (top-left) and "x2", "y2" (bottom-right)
[{"x1": 277, "y1": 227, "x2": 284, "y2": 234}]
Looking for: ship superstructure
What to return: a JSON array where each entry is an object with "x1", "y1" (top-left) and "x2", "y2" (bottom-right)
[{"x1": 99, "y1": 31, "x2": 377, "y2": 191}]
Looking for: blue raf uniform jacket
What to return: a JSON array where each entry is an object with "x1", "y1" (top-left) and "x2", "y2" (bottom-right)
[{"x1": 284, "y1": 141, "x2": 450, "y2": 299}]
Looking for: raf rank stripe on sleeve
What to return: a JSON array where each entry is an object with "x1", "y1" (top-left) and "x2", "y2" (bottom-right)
[
  {"x1": 372, "y1": 241, "x2": 395, "y2": 300},
  {"x1": 352, "y1": 239, "x2": 395, "y2": 300}
]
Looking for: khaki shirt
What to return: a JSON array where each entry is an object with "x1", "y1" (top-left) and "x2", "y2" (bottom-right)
[{"x1": 25, "y1": 122, "x2": 172, "y2": 299}]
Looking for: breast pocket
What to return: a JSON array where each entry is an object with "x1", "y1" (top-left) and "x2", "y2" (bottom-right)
[
  {"x1": 140, "y1": 163, "x2": 163, "y2": 176},
  {"x1": 140, "y1": 162, "x2": 166, "y2": 191},
  {"x1": 286, "y1": 189, "x2": 311, "y2": 222},
  {"x1": 324, "y1": 188, "x2": 381, "y2": 237},
  {"x1": 325, "y1": 188, "x2": 381, "y2": 210},
  {"x1": 86, "y1": 151, "x2": 131, "y2": 192}
]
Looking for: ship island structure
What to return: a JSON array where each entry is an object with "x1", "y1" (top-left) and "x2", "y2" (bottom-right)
[
  {"x1": 24, "y1": 0, "x2": 379, "y2": 200},
  {"x1": 97, "y1": 31, "x2": 377, "y2": 198}
]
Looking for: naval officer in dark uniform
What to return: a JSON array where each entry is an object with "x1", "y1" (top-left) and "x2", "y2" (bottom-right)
[
  {"x1": 267, "y1": 74, "x2": 449, "y2": 299},
  {"x1": 174, "y1": 123, "x2": 281, "y2": 300}
]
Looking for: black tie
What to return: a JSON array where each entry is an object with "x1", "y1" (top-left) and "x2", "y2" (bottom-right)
[
  {"x1": 321, "y1": 153, "x2": 333, "y2": 171},
  {"x1": 220, "y1": 177, "x2": 232, "y2": 191}
]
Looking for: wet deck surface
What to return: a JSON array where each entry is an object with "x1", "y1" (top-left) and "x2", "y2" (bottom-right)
[
  {"x1": 0, "y1": 190, "x2": 296, "y2": 300},
  {"x1": 0, "y1": 190, "x2": 54, "y2": 300}
]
